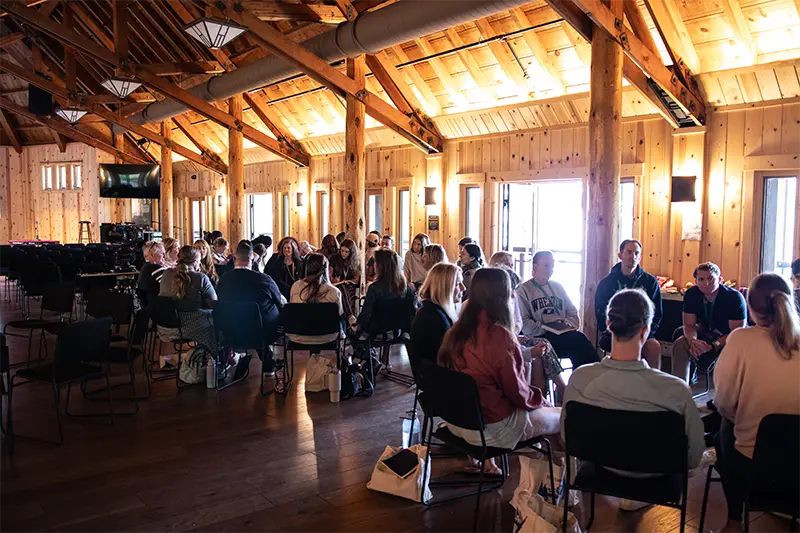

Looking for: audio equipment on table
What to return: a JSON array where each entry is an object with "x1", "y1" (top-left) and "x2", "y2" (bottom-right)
[{"x1": 100, "y1": 223, "x2": 157, "y2": 244}]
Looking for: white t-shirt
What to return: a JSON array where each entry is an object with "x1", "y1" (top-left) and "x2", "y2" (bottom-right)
[{"x1": 288, "y1": 280, "x2": 343, "y2": 345}]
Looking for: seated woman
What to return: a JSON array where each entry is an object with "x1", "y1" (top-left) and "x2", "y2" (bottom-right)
[
  {"x1": 253, "y1": 243, "x2": 269, "y2": 273},
  {"x1": 354, "y1": 249, "x2": 417, "y2": 336},
  {"x1": 403, "y1": 233, "x2": 430, "y2": 291},
  {"x1": 211, "y1": 237, "x2": 228, "y2": 265},
  {"x1": 162, "y1": 237, "x2": 180, "y2": 268},
  {"x1": 458, "y1": 243, "x2": 483, "y2": 301},
  {"x1": 193, "y1": 239, "x2": 219, "y2": 287},
  {"x1": 158, "y1": 246, "x2": 218, "y2": 351},
  {"x1": 713, "y1": 273, "x2": 800, "y2": 532},
  {"x1": 319, "y1": 234, "x2": 340, "y2": 261},
  {"x1": 438, "y1": 268, "x2": 561, "y2": 460},
  {"x1": 289, "y1": 253, "x2": 343, "y2": 347},
  {"x1": 422, "y1": 244, "x2": 448, "y2": 270},
  {"x1": 365, "y1": 231, "x2": 382, "y2": 283},
  {"x1": 518, "y1": 250, "x2": 599, "y2": 369},
  {"x1": 137, "y1": 241, "x2": 167, "y2": 306},
  {"x1": 330, "y1": 238, "x2": 360, "y2": 321},
  {"x1": 266, "y1": 237, "x2": 305, "y2": 301},
  {"x1": 562, "y1": 288, "x2": 704, "y2": 503},
  {"x1": 410, "y1": 263, "x2": 462, "y2": 367}
]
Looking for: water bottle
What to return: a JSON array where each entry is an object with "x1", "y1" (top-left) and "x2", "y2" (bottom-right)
[
  {"x1": 206, "y1": 357, "x2": 216, "y2": 389},
  {"x1": 401, "y1": 410, "x2": 421, "y2": 448}
]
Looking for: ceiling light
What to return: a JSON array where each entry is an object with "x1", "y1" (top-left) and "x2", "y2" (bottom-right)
[
  {"x1": 54, "y1": 107, "x2": 87, "y2": 123},
  {"x1": 183, "y1": 17, "x2": 247, "y2": 49},
  {"x1": 100, "y1": 77, "x2": 142, "y2": 99}
]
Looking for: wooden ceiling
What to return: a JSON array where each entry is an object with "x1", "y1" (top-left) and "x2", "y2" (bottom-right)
[{"x1": 0, "y1": 0, "x2": 799, "y2": 166}]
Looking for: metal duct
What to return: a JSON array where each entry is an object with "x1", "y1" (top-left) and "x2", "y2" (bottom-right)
[{"x1": 124, "y1": 0, "x2": 533, "y2": 130}]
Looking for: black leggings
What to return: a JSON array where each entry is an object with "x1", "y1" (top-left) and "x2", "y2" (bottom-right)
[
  {"x1": 716, "y1": 418, "x2": 752, "y2": 521},
  {"x1": 539, "y1": 330, "x2": 600, "y2": 369}
]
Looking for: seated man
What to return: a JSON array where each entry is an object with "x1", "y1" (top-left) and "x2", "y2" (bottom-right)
[
  {"x1": 216, "y1": 243, "x2": 285, "y2": 391},
  {"x1": 671, "y1": 262, "x2": 746, "y2": 384},
  {"x1": 595, "y1": 239, "x2": 663, "y2": 369}
]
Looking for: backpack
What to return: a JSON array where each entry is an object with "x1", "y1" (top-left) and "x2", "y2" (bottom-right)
[{"x1": 340, "y1": 362, "x2": 373, "y2": 400}]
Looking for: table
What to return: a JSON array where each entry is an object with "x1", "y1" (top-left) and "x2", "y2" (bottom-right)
[
  {"x1": 9, "y1": 240, "x2": 59, "y2": 245},
  {"x1": 77, "y1": 271, "x2": 138, "y2": 279}
]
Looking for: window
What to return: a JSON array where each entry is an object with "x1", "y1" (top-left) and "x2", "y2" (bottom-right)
[
  {"x1": 57, "y1": 165, "x2": 68, "y2": 189},
  {"x1": 282, "y1": 193, "x2": 290, "y2": 237},
  {"x1": 191, "y1": 198, "x2": 206, "y2": 242},
  {"x1": 464, "y1": 186, "x2": 481, "y2": 241},
  {"x1": 398, "y1": 189, "x2": 411, "y2": 256},
  {"x1": 71, "y1": 164, "x2": 82, "y2": 189},
  {"x1": 250, "y1": 193, "x2": 274, "y2": 241},
  {"x1": 41, "y1": 162, "x2": 82, "y2": 191},
  {"x1": 619, "y1": 179, "x2": 635, "y2": 243},
  {"x1": 367, "y1": 191, "x2": 383, "y2": 233},
  {"x1": 319, "y1": 191, "x2": 329, "y2": 237},
  {"x1": 42, "y1": 165, "x2": 53, "y2": 190},
  {"x1": 760, "y1": 176, "x2": 798, "y2": 278}
]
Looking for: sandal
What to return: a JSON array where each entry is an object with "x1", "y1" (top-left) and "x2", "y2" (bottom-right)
[{"x1": 461, "y1": 465, "x2": 503, "y2": 476}]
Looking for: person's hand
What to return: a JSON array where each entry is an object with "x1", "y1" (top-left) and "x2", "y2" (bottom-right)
[
  {"x1": 690, "y1": 339, "x2": 712, "y2": 356},
  {"x1": 529, "y1": 343, "x2": 546, "y2": 359},
  {"x1": 348, "y1": 315, "x2": 357, "y2": 326}
]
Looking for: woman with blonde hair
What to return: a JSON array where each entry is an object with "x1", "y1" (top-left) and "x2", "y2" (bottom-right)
[
  {"x1": 404, "y1": 233, "x2": 430, "y2": 290},
  {"x1": 410, "y1": 263, "x2": 463, "y2": 366},
  {"x1": 193, "y1": 239, "x2": 219, "y2": 285},
  {"x1": 162, "y1": 237, "x2": 180, "y2": 268},
  {"x1": 137, "y1": 241, "x2": 167, "y2": 306},
  {"x1": 713, "y1": 273, "x2": 800, "y2": 532},
  {"x1": 422, "y1": 244, "x2": 448, "y2": 270}
]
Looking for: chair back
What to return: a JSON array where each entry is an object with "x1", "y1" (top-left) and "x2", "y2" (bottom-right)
[
  {"x1": 148, "y1": 296, "x2": 181, "y2": 329},
  {"x1": 563, "y1": 401, "x2": 687, "y2": 474},
  {"x1": 129, "y1": 308, "x2": 151, "y2": 347},
  {"x1": 417, "y1": 361, "x2": 485, "y2": 431},
  {"x1": 214, "y1": 301, "x2": 265, "y2": 350},
  {"x1": 54, "y1": 317, "x2": 112, "y2": 372},
  {"x1": 369, "y1": 297, "x2": 416, "y2": 337},
  {"x1": 280, "y1": 302, "x2": 340, "y2": 336},
  {"x1": 215, "y1": 262, "x2": 233, "y2": 279},
  {"x1": 750, "y1": 413, "x2": 800, "y2": 513},
  {"x1": 86, "y1": 289, "x2": 134, "y2": 327},
  {"x1": 41, "y1": 283, "x2": 75, "y2": 315}
]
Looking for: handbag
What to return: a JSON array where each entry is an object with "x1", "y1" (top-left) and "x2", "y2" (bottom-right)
[
  {"x1": 366, "y1": 445, "x2": 432, "y2": 503},
  {"x1": 178, "y1": 346, "x2": 208, "y2": 385},
  {"x1": 305, "y1": 354, "x2": 335, "y2": 393},
  {"x1": 512, "y1": 456, "x2": 580, "y2": 533},
  {"x1": 341, "y1": 361, "x2": 373, "y2": 400}
]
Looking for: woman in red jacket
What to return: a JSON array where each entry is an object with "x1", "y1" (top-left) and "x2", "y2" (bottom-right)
[{"x1": 438, "y1": 267, "x2": 561, "y2": 470}]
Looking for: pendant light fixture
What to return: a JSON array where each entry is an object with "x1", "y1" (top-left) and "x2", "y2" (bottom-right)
[
  {"x1": 183, "y1": 17, "x2": 247, "y2": 49},
  {"x1": 54, "y1": 107, "x2": 87, "y2": 124},
  {"x1": 100, "y1": 77, "x2": 142, "y2": 99}
]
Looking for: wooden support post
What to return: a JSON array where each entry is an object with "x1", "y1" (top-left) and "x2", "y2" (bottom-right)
[
  {"x1": 228, "y1": 94, "x2": 245, "y2": 246},
  {"x1": 582, "y1": 3, "x2": 624, "y2": 343},
  {"x1": 424, "y1": 154, "x2": 444, "y2": 244},
  {"x1": 160, "y1": 121, "x2": 173, "y2": 238},
  {"x1": 343, "y1": 57, "x2": 366, "y2": 280},
  {"x1": 113, "y1": 132, "x2": 125, "y2": 222}
]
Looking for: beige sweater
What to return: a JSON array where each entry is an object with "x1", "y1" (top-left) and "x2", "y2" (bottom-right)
[
  {"x1": 714, "y1": 326, "x2": 800, "y2": 458},
  {"x1": 288, "y1": 280, "x2": 343, "y2": 345}
]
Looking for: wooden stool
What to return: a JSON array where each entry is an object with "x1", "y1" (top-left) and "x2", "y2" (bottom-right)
[{"x1": 78, "y1": 221, "x2": 93, "y2": 244}]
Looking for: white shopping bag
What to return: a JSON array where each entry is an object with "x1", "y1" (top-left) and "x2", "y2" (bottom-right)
[
  {"x1": 305, "y1": 354, "x2": 336, "y2": 392},
  {"x1": 366, "y1": 445, "x2": 432, "y2": 503},
  {"x1": 512, "y1": 456, "x2": 580, "y2": 533}
]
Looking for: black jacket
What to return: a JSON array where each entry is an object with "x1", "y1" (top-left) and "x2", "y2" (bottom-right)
[
  {"x1": 265, "y1": 254, "x2": 305, "y2": 300},
  {"x1": 595, "y1": 262, "x2": 662, "y2": 334},
  {"x1": 410, "y1": 300, "x2": 453, "y2": 367},
  {"x1": 357, "y1": 279, "x2": 417, "y2": 329},
  {"x1": 216, "y1": 268, "x2": 284, "y2": 342}
]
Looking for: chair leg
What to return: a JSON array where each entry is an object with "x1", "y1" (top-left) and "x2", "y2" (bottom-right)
[
  {"x1": 542, "y1": 438, "x2": 556, "y2": 505},
  {"x1": 421, "y1": 427, "x2": 433, "y2": 505},
  {"x1": 698, "y1": 465, "x2": 714, "y2": 533},
  {"x1": 408, "y1": 387, "x2": 419, "y2": 444},
  {"x1": 743, "y1": 501, "x2": 749, "y2": 533},
  {"x1": 104, "y1": 370, "x2": 114, "y2": 425},
  {"x1": 586, "y1": 491, "x2": 596, "y2": 532},
  {"x1": 679, "y1": 498, "x2": 687, "y2": 533},
  {"x1": 473, "y1": 458, "x2": 484, "y2": 533},
  {"x1": 52, "y1": 384, "x2": 63, "y2": 445},
  {"x1": 562, "y1": 457, "x2": 571, "y2": 533}
]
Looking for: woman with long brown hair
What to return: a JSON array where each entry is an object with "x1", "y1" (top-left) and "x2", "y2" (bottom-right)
[
  {"x1": 289, "y1": 253, "x2": 343, "y2": 345},
  {"x1": 265, "y1": 236, "x2": 305, "y2": 300},
  {"x1": 438, "y1": 268, "x2": 560, "y2": 456},
  {"x1": 403, "y1": 233, "x2": 430, "y2": 289},
  {"x1": 355, "y1": 248, "x2": 416, "y2": 331},
  {"x1": 193, "y1": 239, "x2": 219, "y2": 285},
  {"x1": 713, "y1": 273, "x2": 800, "y2": 532},
  {"x1": 331, "y1": 237, "x2": 360, "y2": 321},
  {"x1": 319, "y1": 234, "x2": 340, "y2": 260}
]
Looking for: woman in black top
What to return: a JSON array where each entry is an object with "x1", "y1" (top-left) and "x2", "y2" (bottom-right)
[
  {"x1": 458, "y1": 243, "x2": 483, "y2": 301},
  {"x1": 410, "y1": 263, "x2": 463, "y2": 366},
  {"x1": 354, "y1": 249, "x2": 417, "y2": 332},
  {"x1": 137, "y1": 241, "x2": 167, "y2": 306},
  {"x1": 265, "y1": 237, "x2": 305, "y2": 300},
  {"x1": 331, "y1": 238, "x2": 360, "y2": 321}
]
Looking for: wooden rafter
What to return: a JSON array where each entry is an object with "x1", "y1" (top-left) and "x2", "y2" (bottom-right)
[
  {"x1": 509, "y1": 8, "x2": 565, "y2": 96},
  {"x1": 0, "y1": 33, "x2": 24, "y2": 48},
  {"x1": 112, "y1": 0, "x2": 129, "y2": 62},
  {"x1": 171, "y1": 115, "x2": 227, "y2": 168},
  {"x1": 719, "y1": 0, "x2": 755, "y2": 65},
  {"x1": 389, "y1": 46, "x2": 441, "y2": 116},
  {"x1": 0, "y1": 0, "x2": 49, "y2": 18},
  {"x1": 473, "y1": 18, "x2": 530, "y2": 97},
  {"x1": 442, "y1": 28, "x2": 494, "y2": 94},
  {"x1": 221, "y1": 4, "x2": 442, "y2": 153},
  {"x1": 642, "y1": 0, "x2": 701, "y2": 77},
  {"x1": 623, "y1": 2, "x2": 659, "y2": 62},
  {"x1": 242, "y1": 91, "x2": 303, "y2": 149},
  {"x1": 0, "y1": 96, "x2": 146, "y2": 163},
  {"x1": 333, "y1": 0, "x2": 357, "y2": 21},
  {"x1": 242, "y1": 1, "x2": 345, "y2": 23},
  {"x1": 412, "y1": 37, "x2": 465, "y2": 106},
  {"x1": 0, "y1": 108, "x2": 22, "y2": 153},
  {"x1": 137, "y1": 61, "x2": 224, "y2": 76}
]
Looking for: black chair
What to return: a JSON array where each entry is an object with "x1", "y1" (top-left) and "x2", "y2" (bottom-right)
[
  {"x1": 365, "y1": 298, "x2": 417, "y2": 387},
  {"x1": 279, "y1": 302, "x2": 342, "y2": 396},
  {"x1": 0, "y1": 332, "x2": 8, "y2": 434},
  {"x1": 7, "y1": 318, "x2": 114, "y2": 444},
  {"x1": 699, "y1": 414, "x2": 799, "y2": 533},
  {"x1": 18, "y1": 263, "x2": 61, "y2": 315},
  {"x1": 214, "y1": 301, "x2": 266, "y2": 392},
  {"x1": 672, "y1": 327, "x2": 718, "y2": 399},
  {"x1": 3, "y1": 282, "x2": 75, "y2": 366},
  {"x1": 561, "y1": 401, "x2": 689, "y2": 533},
  {"x1": 418, "y1": 361, "x2": 555, "y2": 532},
  {"x1": 86, "y1": 289, "x2": 134, "y2": 343},
  {"x1": 146, "y1": 296, "x2": 192, "y2": 390}
]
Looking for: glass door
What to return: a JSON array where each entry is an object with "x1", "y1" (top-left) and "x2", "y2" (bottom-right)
[
  {"x1": 190, "y1": 198, "x2": 206, "y2": 242},
  {"x1": 760, "y1": 176, "x2": 798, "y2": 278}
]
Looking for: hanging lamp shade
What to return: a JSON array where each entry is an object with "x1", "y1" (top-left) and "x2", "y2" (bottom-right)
[
  {"x1": 100, "y1": 77, "x2": 142, "y2": 99},
  {"x1": 54, "y1": 107, "x2": 87, "y2": 123},
  {"x1": 183, "y1": 17, "x2": 247, "y2": 49}
]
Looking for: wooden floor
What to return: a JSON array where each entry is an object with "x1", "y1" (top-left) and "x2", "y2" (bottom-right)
[{"x1": 0, "y1": 289, "x2": 794, "y2": 533}]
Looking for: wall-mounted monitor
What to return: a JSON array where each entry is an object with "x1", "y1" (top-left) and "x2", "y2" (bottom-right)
[{"x1": 99, "y1": 164, "x2": 161, "y2": 199}]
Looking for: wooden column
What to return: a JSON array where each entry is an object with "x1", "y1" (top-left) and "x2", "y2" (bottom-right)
[
  {"x1": 344, "y1": 57, "x2": 366, "y2": 278},
  {"x1": 113, "y1": 132, "x2": 125, "y2": 223},
  {"x1": 424, "y1": 153, "x2": 443, "y2": 243},
  {"x1": 159, "y1": 122, "x2": 173, "y2": 238},
  {"x1": 228, "y1": 94, "x2": 245, "y2": 245},
  {"x1": 582, "y1": 3, "x2": 624, "y2": 342}
]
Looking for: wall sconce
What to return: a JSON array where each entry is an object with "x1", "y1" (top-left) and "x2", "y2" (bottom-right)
[
  {"x1": 424, "y1": 187, "x2": 438, "y2": 206},
  {"x1": 671, "y1": 176, "x2": 697, "y2": 203},
  {"x1": 296, "y1": 192, "x2": 305, "y2": 207},
  {"x1": 217, "y1": 195, "x2": 223, "y2": 207}
]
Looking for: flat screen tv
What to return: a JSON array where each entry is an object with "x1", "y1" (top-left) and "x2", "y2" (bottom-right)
[{"x1": 99, "y1": 164, "x2": 161, "y2": 199}]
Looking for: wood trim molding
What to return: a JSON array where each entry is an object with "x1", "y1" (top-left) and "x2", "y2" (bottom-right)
[
  {"x1": 744, "y1": 154, "x2": 800, "y2": 171},
  {"x1": 484, "y1": 163, "x2": 645, "y2": 182}
]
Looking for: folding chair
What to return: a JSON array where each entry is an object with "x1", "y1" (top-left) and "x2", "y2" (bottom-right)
[
  {"x1": 364, "y1": 297, "x2": 417, "y2": 387},
  {"x1": 214, "y1": 301, "x2": 265, "y2": 392},
  {"x1": 145, "y1": 297, "x2": 192, "y2": 390}
]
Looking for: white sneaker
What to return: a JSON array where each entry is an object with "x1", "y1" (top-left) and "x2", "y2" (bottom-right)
[{"x1": 618, "y1": 499, "x2": 652, "y2": 512}]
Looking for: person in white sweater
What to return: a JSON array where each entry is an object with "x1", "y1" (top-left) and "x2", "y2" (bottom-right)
[
  {"x1": 517, "y1": 250, "x2": 599, "y2": 368},
  {"x1": 403, "y1": 233, "x2": 430, "y2": 290},
  {"x1": 289, "y1": 253, "x2": 343, "y2": 346},
  {"x1": 713, "y1": 273, "x2": 800, "y2": 531}
]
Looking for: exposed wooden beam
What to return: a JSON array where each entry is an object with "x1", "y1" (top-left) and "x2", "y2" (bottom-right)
[
  {"x1": 228, "y1": 95, "x2": 244, "y2": 244},
  {"x1": 53, "y1": 132, "x2": 67, "y2": 152},
  {"x1": 82, "y1": 93, "x2": 157, "y2": 104},
  {"x1": 509, "y1": 8, "x2": 565, "y2": 96},
  {"x1": 719, "y1": 0, "x2": 755, "y2": 65},
  {"x1": 112, "y1": 0, "x2": 129, "y2": 62},
  {"x1": 0, "y1": 108, "x2": 22, "y2": 153},
  {"x1": 222, "y1": 4, "x2": 442, "y2": 153},
  {"x1": 344, "y1": 56, "x2": 366, "y2": 273},
  {"x1": 72, "y1": 3, "x2": 113, "y2": 51},
  {"x1": 442, "y1": 28, "x2": 494, "y2": 94},
  {"x1": 171, "y1": 115, "x2": 228, "y2": 171},
  {"x1": 244, "y1": 1, "x2": 345, "y2": 23},
  {"x1": 63, "y1": 1, "x2": 76, "y2": 96},
  {"x1": 0, "y1": 0, "x2": 49, "y2": 18},
  {"x1": 137, "y1": 61, "x2": 225, "y2": 76},
  {"x1": 642, "y1": 0, "x2": 701, "y2": 76},
  {"x1": 389, "y1": 46, "x2": 441, "y2": 116},
  {"x1": 242, "y1": 91, "x2": 306, "y2": 153},
  {"x1": 623, "y1": 1, "x2": 659, "y2": 59},
  {"x1": 0, "y1": 96, "x2": 146, "y2": 163},
  {"x1": 0, "y1": 33, "x2": 25, "y2": 48},
  {"x1": 473, "y1": 18, "x2": 530, "y2": 97},
  {"x1": 333, "y1": 0, "x2": 356, "y2": 21}
]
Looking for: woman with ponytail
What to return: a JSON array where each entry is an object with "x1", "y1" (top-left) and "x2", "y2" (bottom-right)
[
  {"x1": 289, "y1": 253, "x2": 344, "y2": 345},
  {"x1": 713, "y1": 273, "x2": 800, "y2": 531}
]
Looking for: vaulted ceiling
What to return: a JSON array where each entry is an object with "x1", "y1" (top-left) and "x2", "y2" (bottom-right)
[{"x1": 0, "y1": 0, "x2": 799, "y2": 168}]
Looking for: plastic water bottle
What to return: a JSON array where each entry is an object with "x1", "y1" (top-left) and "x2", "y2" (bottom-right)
[
  {"x1": 401, "y1": 410, "x2": 421, "y2": 448},
  {"x1": 206, "y1": 357, "x2": 216, "y2": 389}
]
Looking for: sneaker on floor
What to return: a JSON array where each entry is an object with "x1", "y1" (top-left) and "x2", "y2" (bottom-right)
[{"x1": 618, "y1": 499, "x2": 652, "y2": 512}]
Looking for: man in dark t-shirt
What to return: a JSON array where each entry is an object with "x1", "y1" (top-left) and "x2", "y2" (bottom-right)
[{"x1": 670, "y1": 262, "x2": 747, "y2": 384}]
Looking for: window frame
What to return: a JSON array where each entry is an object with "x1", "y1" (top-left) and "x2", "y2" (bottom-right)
[
  {"x1": 397, "y1": 187, "x2": 411, "y2": 257},
  {"x1": 41, "y1": 162, "x2": 83, "y2": 191},
  {"x1": 462, "y1": 184, "x2": 483, "y2": 243},
  {"x1": 366, "y1": 189, "x2": 383, "y2": 234}
]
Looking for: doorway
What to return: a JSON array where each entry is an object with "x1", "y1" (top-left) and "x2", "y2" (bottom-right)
[
  {"x1": 760, "y1": 175, "x2": 798, "y2": 278},
  {"x1": 190, "y1": 198, "x2": 206, "y2": 242},
  {"x1": 500, "y1": 180, "x2": 585, "y2": 307},
  {"x1": 249, "y1": 193, "x2": 274, "y2": 241}
]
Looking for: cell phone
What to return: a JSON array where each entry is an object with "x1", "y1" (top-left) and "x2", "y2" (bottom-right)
[{"x1": 382, "y1": 448, "x2": 419, "y2": 479}]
